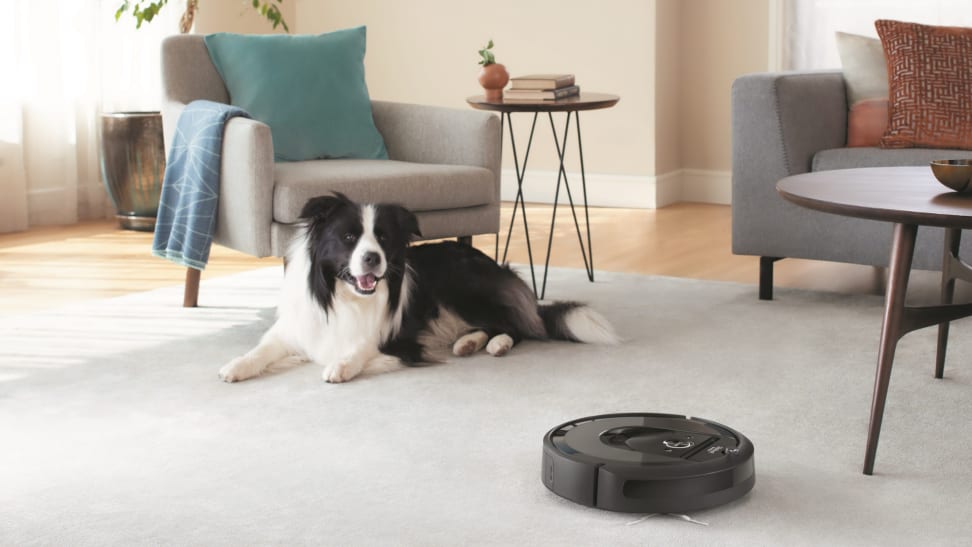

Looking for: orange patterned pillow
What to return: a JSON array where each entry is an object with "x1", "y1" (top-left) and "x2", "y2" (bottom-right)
[{"x1": 875, "y1": 19, "x2": 972, "y2": 150}]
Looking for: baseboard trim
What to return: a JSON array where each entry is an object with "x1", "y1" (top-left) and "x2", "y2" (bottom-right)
[
  {"x1": 500, "y1": 169, "x2": 657, "y2": 208},
  {"x1": 500, "y1": 168, "x2": 731, "y2": 208}
]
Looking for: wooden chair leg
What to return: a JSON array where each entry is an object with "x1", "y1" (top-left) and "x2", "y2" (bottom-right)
[{"x1": 183, "y1": 267, "x2": 201, "y2": 308}]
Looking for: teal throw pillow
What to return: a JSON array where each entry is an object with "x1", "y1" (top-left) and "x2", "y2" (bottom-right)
[{"x1": 204, "y1": 27, "x2": 387, "y2": 162}]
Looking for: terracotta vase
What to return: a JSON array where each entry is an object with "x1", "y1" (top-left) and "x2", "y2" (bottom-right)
[{"x1": 479, "y1": 63, "x2": 510, "y2": 101}]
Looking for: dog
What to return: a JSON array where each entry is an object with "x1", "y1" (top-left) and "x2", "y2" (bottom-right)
[{"x1": 218, "y1": 193, "x2": 619, "y2": 384}]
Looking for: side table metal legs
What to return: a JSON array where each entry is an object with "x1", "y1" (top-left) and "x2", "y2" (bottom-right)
[
  {"x1": 864, "y1": 224, "x2": 972, "y2": 475},
  {"x1": 500, "y1": 111, "x2": 595, "y2": 300},
  {"x1": 500, "y1": 112, "x2": 539, "y2": 296}
]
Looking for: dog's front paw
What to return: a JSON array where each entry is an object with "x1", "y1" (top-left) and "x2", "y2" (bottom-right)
[
  {"x1": 486, "y1": 334, "x2": 514, "y2": 357},
  {"x1": 323, "y1": 360, "x2": 363, "y2": 383},
  {"x1": 219, "y1": 356, "x2": 254, "y2": 383},
  {"x1": 453, "y1": 330, "x2": 488, "y2": 356}
]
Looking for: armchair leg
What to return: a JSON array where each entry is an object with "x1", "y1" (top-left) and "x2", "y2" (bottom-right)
[
  {"x1": 759, "y1": 256, "x2": 783, "y2": 301},
  {"x1": 457, "y1": 236, "x2": 472, "y2": 246},
  {"x1": 183, "y1": 267, "x2": 201, "y2": 308}
]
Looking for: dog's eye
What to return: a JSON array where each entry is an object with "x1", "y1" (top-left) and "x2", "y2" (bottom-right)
[{"x1": 343, "y1": 233, "x2": 357, "y2": 243}]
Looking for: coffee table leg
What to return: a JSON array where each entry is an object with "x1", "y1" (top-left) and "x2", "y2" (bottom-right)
[
  {"x1": 935, "y1": 228, "x2": 961, "y2": 379},
  {"x1": 864, "y1": 222, "x2": 917, "y2": 475}
]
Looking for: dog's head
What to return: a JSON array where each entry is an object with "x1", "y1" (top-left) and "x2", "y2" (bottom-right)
[{"x1": 299, "y1": 193, "x2": 421, "y2": 305}]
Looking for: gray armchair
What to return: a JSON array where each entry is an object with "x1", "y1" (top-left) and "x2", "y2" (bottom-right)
[{"x1": 161, "y1": 35, "x2": 502, "y2": 306}]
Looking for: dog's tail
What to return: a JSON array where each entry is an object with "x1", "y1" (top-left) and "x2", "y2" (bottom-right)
[{"x1": 538, "y1": 302, "x2": 620, "y2": 344}]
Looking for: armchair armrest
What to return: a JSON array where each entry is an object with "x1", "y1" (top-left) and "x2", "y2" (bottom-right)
[
  {"x1": 160, "y1": 34, "x2": 230, "y2": 156},
  {"x1": 213, "y1": 117, "x2": 275, "y2": 257},
  {"x1": 371, "y1": 100, "x2": 502, "y2": 197},
  {"x1": 161, "y1": 98, "x2": 275, "y2": 257},
  {"x1": 731, "y1": 71, "x2": 847, "y2": 256}
]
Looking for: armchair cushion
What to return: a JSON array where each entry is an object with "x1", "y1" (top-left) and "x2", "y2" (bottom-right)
[
  {"x1": 204, "y1": 26, "x2": 388, "y2": 162},
  {"x1": 272, "y1": 160, "x2": 495, "y2": 223}
]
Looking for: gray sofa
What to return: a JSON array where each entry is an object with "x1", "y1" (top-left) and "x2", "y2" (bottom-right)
[{"x1": 731, "y1": 70, "x2": 972, "y2": 299}]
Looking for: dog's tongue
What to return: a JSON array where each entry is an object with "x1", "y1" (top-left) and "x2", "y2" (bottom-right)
[{"x1": 356, "y1": 274, "x2": 377, "y2": 291}]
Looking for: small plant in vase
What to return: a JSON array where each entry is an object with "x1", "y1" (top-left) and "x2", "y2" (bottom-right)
[{"x1": 478, "y1": 39, "x2": 509, "y2": 102}]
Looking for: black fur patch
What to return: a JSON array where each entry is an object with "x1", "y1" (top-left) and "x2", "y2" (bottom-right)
[{"x1": 299, "y1": 193, "x2": 361, "y2": 313}]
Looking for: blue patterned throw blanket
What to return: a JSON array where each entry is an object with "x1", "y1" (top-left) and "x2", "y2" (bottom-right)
[{"x1": 152, "y1": 100, "x2": 251, "y2": 270}]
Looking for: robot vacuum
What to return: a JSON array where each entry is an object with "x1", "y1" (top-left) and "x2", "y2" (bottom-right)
[{"x1": 542, "y1": 413, "x2": 755, "y2": 513}]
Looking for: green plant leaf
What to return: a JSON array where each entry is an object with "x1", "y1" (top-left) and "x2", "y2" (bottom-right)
[
  {"x1": 144, "y1": 4, "x2": 158, "y2": 21},
  {"x1": 114, "y1": 0, "x2": 289, "y2": 32},
  {"x1": 477, "y1": 40, "x2": 496, "y2": 66},
  {"x1": 115, "y1": 1, "x2": 129, "y2": 21}
]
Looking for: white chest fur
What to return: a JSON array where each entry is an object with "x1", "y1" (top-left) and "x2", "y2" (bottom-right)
[{"x1": 276, "y1": 241, "x2": 393, "y2": 367}]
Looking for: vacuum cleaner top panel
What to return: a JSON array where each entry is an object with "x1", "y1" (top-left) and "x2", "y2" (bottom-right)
[
  {"x1": 542, "y1": 413, "x2": 755, "y2": 513},
  {"x1": 554, "y1": 414, "x2": 739, "y2": 465}
]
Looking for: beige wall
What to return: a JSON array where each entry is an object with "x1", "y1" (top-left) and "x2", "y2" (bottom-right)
[
  {"x1": 655, "y1": 0, "x2": 681, "y2": 176},
  {"x1": 295, "y1": 0, "x2": 656, "y2": 179},
  {"x1": 679, "y1": 0, "x2": 769, "y2": 173},
  {"x1": 193, "y1": 0, "x2": 296, "y2": 34},
  {"x1": 199, "y1": 0, "x2": 772, "y2": 205}
]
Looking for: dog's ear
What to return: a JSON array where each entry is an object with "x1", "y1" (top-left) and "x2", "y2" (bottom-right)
[
  {"x1": 300, "y1": 193, "x2": 352, "y2": 220},
  {"x1": 392, "y1": 205, "x2": 422, "y2": 241}
]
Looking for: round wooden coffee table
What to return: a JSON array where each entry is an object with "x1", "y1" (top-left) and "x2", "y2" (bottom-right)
[
  {"x1": 778, "y1": 166, "x2": 972, "y2": 475},
  {"x1": 467, "y1": 93, "x2": 620, "y2": 299}
]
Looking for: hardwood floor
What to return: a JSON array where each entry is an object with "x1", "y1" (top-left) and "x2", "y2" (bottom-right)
[{"x1": 0, "y1": 202, "x2": 893, "y2": 316}]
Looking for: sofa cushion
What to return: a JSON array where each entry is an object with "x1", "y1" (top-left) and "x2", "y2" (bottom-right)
[
  {"x1": 813, "y1": 147, "x2": 972, "y2": 172},
  {"x1": 835, "y1": 32, "x2": 889, "y2": 147},
  {"x1": 272, "y1": 160, "x2": 496, "y2": 223},
  {"x1": 204, "y1": 27, "x2": 388, "y2": 162},
  {"x1": 875, "y1": 20, "x2": 972, "y2": 150}
]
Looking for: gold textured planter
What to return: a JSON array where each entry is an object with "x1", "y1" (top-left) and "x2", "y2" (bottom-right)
[{"x1": 99, "y1": 111, "x2": 166, "y2": 231}]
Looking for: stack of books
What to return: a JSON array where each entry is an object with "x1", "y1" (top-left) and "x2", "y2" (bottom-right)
[{"x1": 504, "y1": 74, "x2": 579, "y2": 102}]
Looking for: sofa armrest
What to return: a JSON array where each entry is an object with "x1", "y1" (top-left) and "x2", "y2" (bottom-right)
[
  {"x1": 731, "y1": 71, "x2": 847, "y2": 256},
  {"x1": 371, "y1": 100, "x2": 502, "y2": 198},
  {"x1": 213, "y1": 117, "x2": 275, "y2": 257},
  {"x1": 732, "y1": 71, "x2": 848, "y2": 178}
]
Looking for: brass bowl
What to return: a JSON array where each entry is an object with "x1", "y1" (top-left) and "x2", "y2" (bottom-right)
[{"x1": 930, "y1": 159, "x2": 972, "y2": 193}]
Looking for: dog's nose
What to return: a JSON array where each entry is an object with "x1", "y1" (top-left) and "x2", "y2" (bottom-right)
[{"x1": 362, "y1": 251, "x2": 381, "y2": 267}]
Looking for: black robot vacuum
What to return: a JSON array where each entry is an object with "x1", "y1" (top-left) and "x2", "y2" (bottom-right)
[{"x1": 542, "y1": 413, "x2": 755, "y2": 513}]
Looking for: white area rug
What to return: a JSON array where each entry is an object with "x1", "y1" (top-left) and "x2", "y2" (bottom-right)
[{"x1": 2, "y1": 266, "x2": 971, "y2": 546}]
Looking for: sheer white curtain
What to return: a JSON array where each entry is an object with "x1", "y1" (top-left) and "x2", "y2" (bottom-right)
[
  {"x1": 0, "y1": 1, "x2": 181, "y2": 233},
  {"x1": 784, "y1": 0, "x2": 972, "y2": 70}
]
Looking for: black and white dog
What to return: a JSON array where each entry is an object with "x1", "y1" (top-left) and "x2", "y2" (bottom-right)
[{"x1": 219, "y1": 193, "x2": 619, "y2": 383}]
